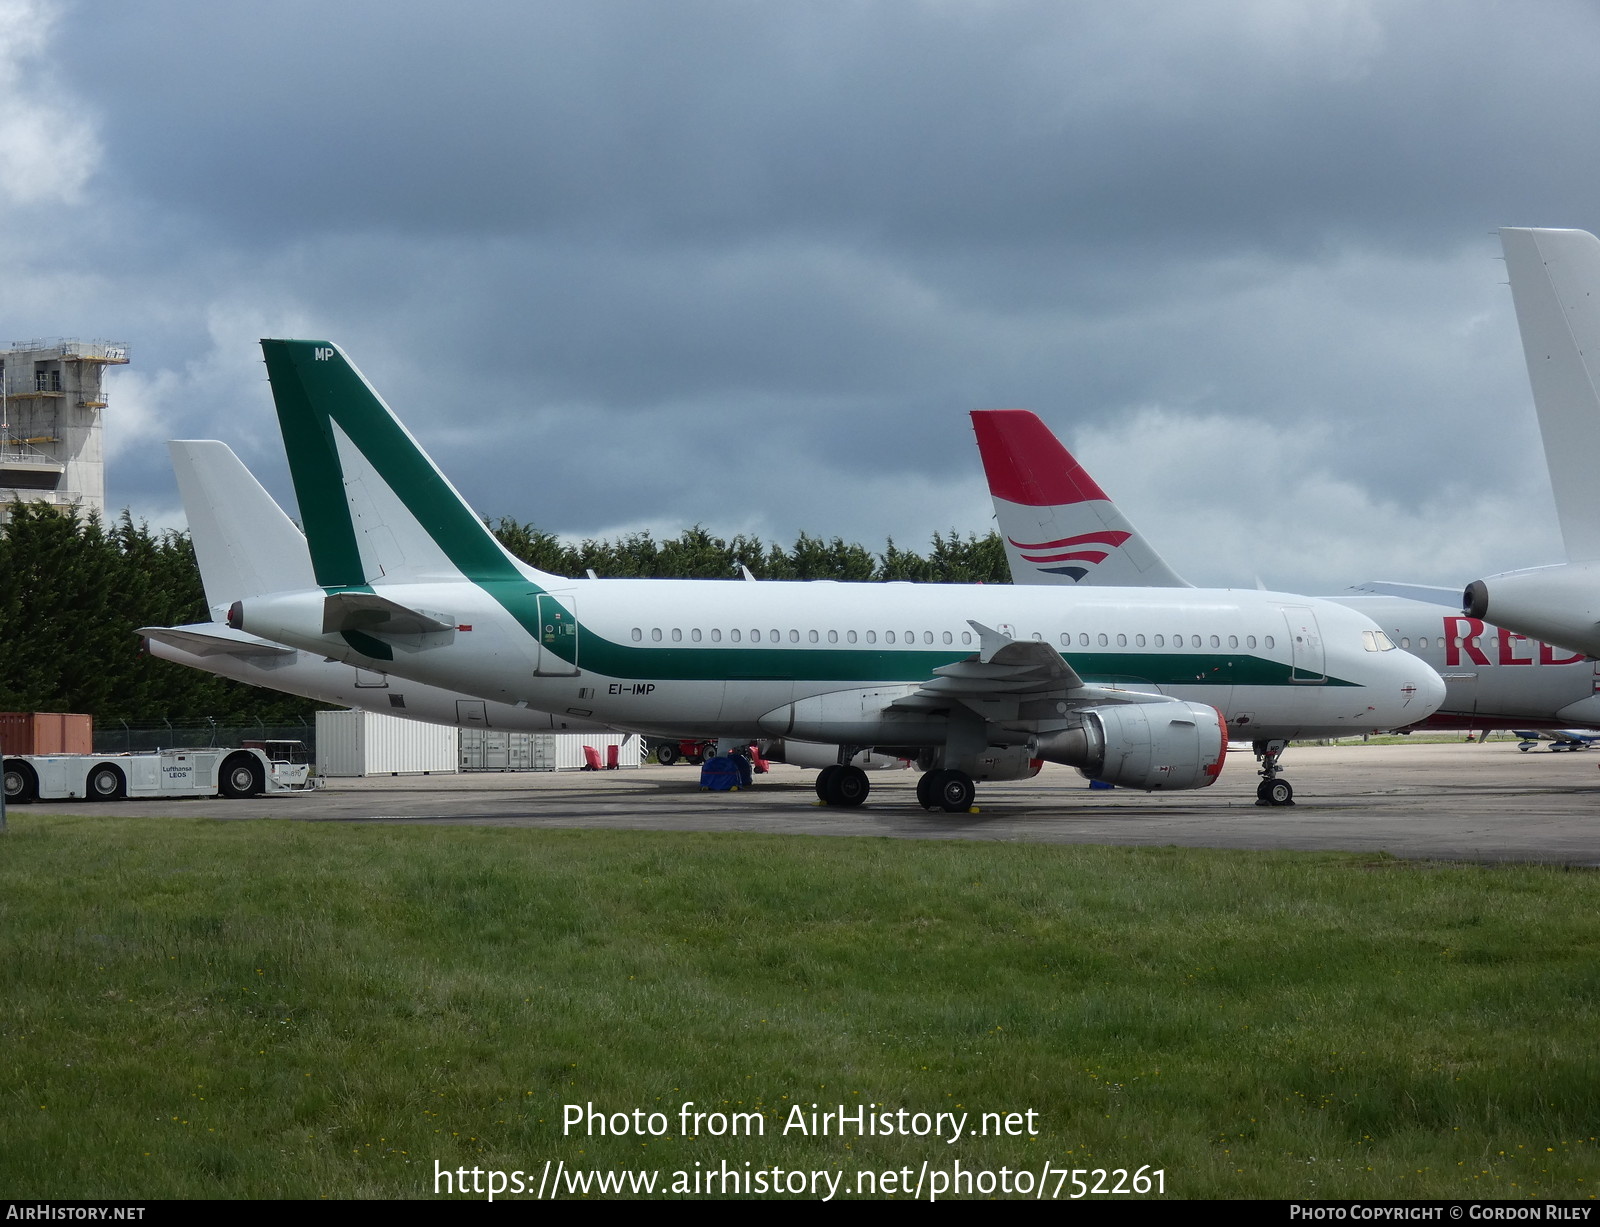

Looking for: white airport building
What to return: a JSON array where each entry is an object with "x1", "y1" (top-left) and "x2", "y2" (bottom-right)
[{"x1": 0, "y1": 338, "x2": 128, "y2": 522}]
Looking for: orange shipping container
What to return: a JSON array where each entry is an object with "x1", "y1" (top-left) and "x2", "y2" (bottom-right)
[{"x1": 0, "y1": 713, "x2": 93, "y2": 755}]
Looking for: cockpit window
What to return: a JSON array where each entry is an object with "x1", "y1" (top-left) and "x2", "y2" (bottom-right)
[{"x1": 1362, "y1": 629, "x2": 1397, "y2": 652}]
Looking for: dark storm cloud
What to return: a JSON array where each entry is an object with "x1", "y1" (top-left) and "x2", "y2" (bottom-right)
[{"x1": 6, "y1": 0, "x2": 1599, "y2": 590}]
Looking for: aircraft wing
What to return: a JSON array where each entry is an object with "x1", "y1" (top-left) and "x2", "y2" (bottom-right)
[
  {"x1": 887, "y1": 620, "x2": 1170, "y2": 727},
  {"x1": 138, "y1": 624, "x2": 297, "y2": 658}
]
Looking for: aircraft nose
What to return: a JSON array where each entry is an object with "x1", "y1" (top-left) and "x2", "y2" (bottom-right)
[{"x1": 1399, "y1": 654, "x2": 1446, "y2": 723}]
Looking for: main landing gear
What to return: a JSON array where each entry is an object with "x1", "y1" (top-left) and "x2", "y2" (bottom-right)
[
  {"x1": 916, "y1": 768, "x2": 976, "y2": 814},
  {"x1": 816, "y1": 763, "x2": 870, "y2": 807},
  {"x1": 1253, "y1": 738, "x2": 1294, "y2": 807}
]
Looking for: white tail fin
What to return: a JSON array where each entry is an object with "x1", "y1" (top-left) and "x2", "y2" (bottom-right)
[
  {"x1": 970, "y1": 409, "x2": 1190, "y2": 587},
  {"x1": 169, "y1": 440, "x2": 316, "y2": 614},
  {"x1": 260, "y1": 339, "x2": 562, "y2": 590},
  {"x1": 1500, "y1": 227, "x2": 1600, "y2": 563}
]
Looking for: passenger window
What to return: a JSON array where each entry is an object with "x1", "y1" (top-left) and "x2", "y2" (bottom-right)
[
  {"x1": 691, "y1": 628, "x2": 702, "y2": 643},
  {"x1": 631, "y1": 628, "x2": 642, "y2": 642},
  {"x1": 847, "y1": 630, "x2": 858, "y2": 644},
  {"x1": 866, "y1": 630, "x2": 876, "y2": 644},
  {"x1": 942, "y1": 631, "x2": 952, "y2": 645},
  {"x1": 1246, "y1": 635, "x2": 1256, "y2": 649},
  {"x1": 1097, "y1": 633, "x2": 1109, "y2": 646},
  {"x1": 671, "y1": 628, "x2": 682, "y2": 642},
  {"x1": 961, "y1": 632, "x2": 972, "y2": 645},
  {"x1": 1079, "y1": 633, "x2": 1089, "y2": 646},
  {"x1": 789, "y1": 630, "x2": 799, "y2": 643},
  {"x1": 731, "y1": 629, "x2": 742, "y2": 643},
  {"x1": 1154, "y1": 634, "x2": 1164, "y2": 647},
  {"x1": 1209, "y1": 635, "x2": 1219, "y2": 648},
  {"x1": 924, "y1": 631, "x2": 934, "y2": 644},
  {"x1": 1136, "y1": 634, "x2": 1146, "y2": 647},
  {"x1": 1228, "y1": 635, "x2": 1238, "y2": 648},
  {"x1": 809, "y1": 630, "x2": 819, "y2": 643},
  {"x1": 651, "y1": 628, "x2": 662, "y2": 642},
  {"x1": 1192, "y1": 635, "x2": 1202, "y2": 648},
  {"x1": 886, "y1": 630, "x2": 896, "y2": 644},
  {"x1": 711, "y1": 628, "x2": 722, "y2": 642},
  {"x1": 1264, "y1": 635, "x2": 1274, "y2": 649}
]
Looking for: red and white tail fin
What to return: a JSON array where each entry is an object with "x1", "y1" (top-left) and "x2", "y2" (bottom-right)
[{"x1": 970, "y1": 409, "x2": 1190, "y2": 587}]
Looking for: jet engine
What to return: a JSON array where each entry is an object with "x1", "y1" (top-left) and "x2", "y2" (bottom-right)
[
  {"x1": 1463, "y1": 562, "x2": 1600, "y2": 660},
  {"x1": 1034, "y1": 701, "x2": 1227, "y2": 791}
]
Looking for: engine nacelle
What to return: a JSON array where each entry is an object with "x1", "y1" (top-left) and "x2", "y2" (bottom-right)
[
  {"x1": 915, "y1": 744, "x2": 1042, "y2": 782},
  {"x1": 1464, "y1": 562, "x2": 1600, "y2": 660},
  {"x1": 1034, "y1": 701, "x2": 1227, "y2": 791}
]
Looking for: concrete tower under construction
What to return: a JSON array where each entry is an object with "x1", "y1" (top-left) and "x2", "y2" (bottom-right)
[{"x1": 0, "y1": 339, "x2": 129, "y2": 522}]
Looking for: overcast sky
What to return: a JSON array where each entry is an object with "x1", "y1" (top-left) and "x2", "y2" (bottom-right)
[{"x1": 3, "y1": 0, "x2": 1596, "y2": 592}]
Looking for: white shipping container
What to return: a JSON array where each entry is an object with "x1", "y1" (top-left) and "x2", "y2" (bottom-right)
[
  {"x1": 459, "y1": 729, "x2": 536, "y2": 771},
  {"x1": 460, "y1": 730, "x2": 644, "y2": 771},
  {"x1": 316, "y1": 710, "x2": 459, "y2": 776}
]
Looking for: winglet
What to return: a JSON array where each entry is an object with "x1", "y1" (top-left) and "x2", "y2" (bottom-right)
[{"x1": 967, "y1": 618, "x2": 1015, "y2": 663}]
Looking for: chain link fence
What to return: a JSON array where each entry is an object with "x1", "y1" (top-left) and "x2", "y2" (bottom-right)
[{"x1": 93, "y1": 719, "x2": 317, "y2": 755}]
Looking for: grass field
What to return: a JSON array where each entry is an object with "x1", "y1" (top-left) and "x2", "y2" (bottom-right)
[{"x1": 2, "y1": 813, "x2": 1596, "y2": 1200}]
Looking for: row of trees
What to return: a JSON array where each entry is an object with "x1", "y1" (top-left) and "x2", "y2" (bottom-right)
[
  {"x1": 0, "y1": 506, "x2": 1013, "y2": 726},
  {"x1": 490, "y1": 521, "x2": 1010, "y2": 584}
]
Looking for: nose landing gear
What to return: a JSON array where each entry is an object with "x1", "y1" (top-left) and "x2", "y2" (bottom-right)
[{"x1": 1253, "y1": 739, "x2": 1294, "y2": 807}]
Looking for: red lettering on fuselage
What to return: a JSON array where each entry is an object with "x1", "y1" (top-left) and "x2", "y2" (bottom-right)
[
  {"x1": 1541, "y1": 642, "x2": 1587, "y2": 666},
  {"x1": 1443, "y1": 616, "x2": 1489, "y2": 666},
  {"x1": 1497, "y1": 627, "x2": 1534, "y2": 665},
  {"x1": 1438, "y1": 616, "x2": 1585, "y2": 667}
]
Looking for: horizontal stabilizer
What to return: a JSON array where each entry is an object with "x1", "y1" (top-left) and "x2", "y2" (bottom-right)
[
  {"x1": 322, "y1": 591, "x2": 455, "y2": 637},
  {"x1": 1342, "y1": 580, "x2": 1462, "y2": 608},
  {"x1": 138, "y1": 624, "x2": 296, "y2": 658}
]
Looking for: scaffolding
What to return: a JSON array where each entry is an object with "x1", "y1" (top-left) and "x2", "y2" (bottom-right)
[{"x1": 0, "y1": 339, "x2": 128, "y2": 521}]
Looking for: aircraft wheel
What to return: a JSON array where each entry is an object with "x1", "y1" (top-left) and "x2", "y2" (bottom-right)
[
  {"x1": 829, "y1": 765, "x2": 870, "y2": 808},
  {"x1": 816, "y1": 764, "x2": 841, "y2": 803},
  {"x1": 655, "y1": 744, "x2": 679, "y2": 766},
  {"x1": 1260, "y1": 778, "x2": 1294, "y2": 807},
  {"x1": 219, "y1": 753, "x2": 264, "y2": 799},
  {"x1": 915, "y1": 771, "x2": 941, "y2": 811},
  {"x1": 87, "y1": 764, "x2": 127, "y2": 801},
  {"x1": 4, "y1": 760, "x2": 37, "y2": 804},
  {"x1": 935, "y1": 770, "x2": 975, "y2": 814}
]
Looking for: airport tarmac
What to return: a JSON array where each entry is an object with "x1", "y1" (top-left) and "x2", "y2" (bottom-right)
[{"x1": 30, "y1": 739, "x2": 1600, "y2": 865}]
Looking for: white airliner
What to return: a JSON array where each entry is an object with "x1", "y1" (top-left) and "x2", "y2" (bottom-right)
[
  {"x1": 972, "y1": 408, "x2": 1600, "y2": 802},
  {"x1": 209, "y1": 340, "x2": 1441, "y2": 813},
  {"x1": 1465, "y1": 227, "x2": 1600, "y2": 659}
]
